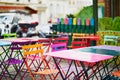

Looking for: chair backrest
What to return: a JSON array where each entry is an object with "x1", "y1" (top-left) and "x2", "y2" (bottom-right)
[
  {"x1": 3, "y1": 33, "x2": 17, "y2": 39},
  {"x1": 22, "y1": 43, "x2": 59, "y2": 80},
  {"x1": 53, "y1": 37, "x2": 68, "y2": 45},
  {"x1": 38, "y1": 38, "x2": 52, "y2": 46},
  {"x1": 72, "y1": 33, "x2": 86, "y2": 37},
  {"x1": 72, "y1": 33, "x2": 88, "y2": 46},
  {"x1": 22, "y1": 44, "x2": 45, "y2": 80},
  {"x1": 71, "y1": 41, "x2": 87, "y2": 49},
  {"x1": 59, "y1": 33, "x2": 68, "y2": 37},
  {"x1": 38, "y1": 38, "x2": 52, "y2": 53},
  {"x1": 10, "y1": 41, "x2": 30, "y2": 50},
  {"x1": 10, "y1": 41, "x2": 30, "y2": 57},
  {"x1": 72, "y1": 33, "x2": 86, "y2": 41},
  {"x1": 104, "y1": 35, "x2": 119, "y2": 45},
  {"x1": 51, "y1": 43, "x2": 67, "y2": 52},
  {"x1": 22, "y1": 44, "x2": 43, "y2": 57}
]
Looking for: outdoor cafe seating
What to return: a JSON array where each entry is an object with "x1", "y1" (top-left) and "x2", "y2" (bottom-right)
[
  {"x1": 21, "y1": 43, "x2": 59, "y2": 80},
  {"x1": 1, "y1": 34, "x2": 120, "y2": 80}
]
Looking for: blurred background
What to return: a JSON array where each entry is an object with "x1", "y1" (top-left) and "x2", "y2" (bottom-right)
[{"x1": 0, "y1": 0, "x2": 120, "y2": 38}]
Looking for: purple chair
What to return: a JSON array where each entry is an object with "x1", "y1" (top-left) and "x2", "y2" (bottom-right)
[
  {"x1": 51, "y1": 43, "x2": 76, "y2": 79},
  {"x1": 51, "y1": 43, "x2": 67, "y2": 52},
  {"x1": 0, "y1": 41, "x2": 11, "y2": 80},
  {"x1": 2, "y1": 41, "x2": 30, "y2": 80}
]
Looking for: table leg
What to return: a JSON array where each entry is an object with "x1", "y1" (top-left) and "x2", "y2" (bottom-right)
[{"x1": 79, "y1": 61, "x2": 89, "y2": 80}]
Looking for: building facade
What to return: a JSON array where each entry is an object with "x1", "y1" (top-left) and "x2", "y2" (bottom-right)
[
  {"x1": 98, "y1": 0, "x2": 120, "y2": 18},
  {"x1": 41, "y1": 0, "x2": 93, "y2": 24},
  {"x1": 0, "y1": 0, "x2": 93, "y2": 24}
]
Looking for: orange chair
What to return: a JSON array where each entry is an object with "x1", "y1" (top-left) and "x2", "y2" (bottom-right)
[{"x1": 22, "y1": 44, "x2": 59, "y2": 80}]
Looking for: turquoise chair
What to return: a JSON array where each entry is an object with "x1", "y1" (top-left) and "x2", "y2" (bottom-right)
[{"x1": 104, "y1": 35, "x2": 119, "y2": 45}]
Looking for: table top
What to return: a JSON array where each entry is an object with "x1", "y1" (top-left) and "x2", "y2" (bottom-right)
[
  {"x1": 73, "y1": 35, "x2": 99, "y2": 40},
  {"x1": 0, "y1": 37, "x2": 50, "y2": 43},
  {"x1": 91, "y1": 45, "x2": 120, "y2": 52},
  {"x1": 0, "y1": 41, "x2": 11, "y2": 46},
  {"x1": 2, "y1": 37, "x2": 37, "y2": 42},
  {"x1": 45, "y1": 46, "x2": 113, "y2": 63}
]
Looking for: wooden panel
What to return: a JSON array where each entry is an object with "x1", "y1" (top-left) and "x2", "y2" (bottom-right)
[{"x1": 104, "y1": 0, "x2": 111, "y2": 17}]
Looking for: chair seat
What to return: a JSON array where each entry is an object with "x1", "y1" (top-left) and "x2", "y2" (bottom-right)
[
  {"x1": 33, "y1": 69, "x2": 59, "y2": 75},
  {"x1": 111, "y1": 70, "x2": 120, "y2": 77},
  {"x1": 5, "y1": 58, "x2": 23, "y2": 65},
  {"x1": 25, "y1": 55, "x2": 41, "y2": 60}
]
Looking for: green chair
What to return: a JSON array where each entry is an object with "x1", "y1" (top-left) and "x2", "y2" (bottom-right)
[{"x1": 3, "y1": 33, "x2": 17, "y2": 39}]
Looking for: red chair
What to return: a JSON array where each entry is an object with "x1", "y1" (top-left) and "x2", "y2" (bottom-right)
[
  {"x1": 71, "y1": 40, "x2": 99, "y2": 80},
  {"x1": 71, "y1": 41, "x2": 87, "y2": 49},
  {"x1": 53, "y1": 37, "x2": 68, "y2": 45},
  {"x1": 38, "y1": 38, "x2": 52, "y2": 53},
  {"x1": 37, "y1": 38, "x2": 53, "y2": 68},
  {"x1": 72, "y1": 33, "x2": 89, "y2": 47}
]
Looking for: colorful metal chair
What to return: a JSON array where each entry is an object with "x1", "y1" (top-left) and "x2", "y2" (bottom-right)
[
  {"x1": 72, "y1": 33, "x2": 86, "y2": 40},
  {"x1": 71, "y1": 41, "x2": 87, "y2": 49},
  {"x1": 71, "y1": 40, "x2": 98, "y2": 80},
  {"x1": 38, "y1": 38, "x2": 52, "y2": 53},
  {"x1": 72, "y1": 33, "x2": 88, "y2": 48},
  {"x1": 37, "y1": 38, "x2": 53, "y2": 70},
  {"x1": 104, "y1": 35, "x2": 119, "y2": 45},
  {"x1": 51, "y1": 43, "x2": 76, "y2": 79},
  {"x1": 111, "y1": 70, "x2": 120, "y2": 79},
  {"x1": 0, "y1": 41, "x2": 30, "y2": 80},
  {"x1": 53, "y1": 37, "x2": 69, "y2": 49},
  {"x1": 53, "y1": 37, "x2": 68, "y2": 44},
  {"x1": 22, "y1": 43, "x2": 59, "y2": 80},
  {"x1": 51, "y1": 43, "x2": 67, "y2": 52},
  {"x1": 3, "y1": 33, "x2": 17, "y2": 39},
  {"x1": 0, "y1": 41, "x2": 12, "y2": 80}
]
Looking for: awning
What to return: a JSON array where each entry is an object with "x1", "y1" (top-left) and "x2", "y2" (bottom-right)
[{"x1": 0, "y1": 5, "x2": 37, "y2": 14}]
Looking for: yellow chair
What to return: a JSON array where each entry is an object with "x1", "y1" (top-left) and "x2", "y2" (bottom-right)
[
  {"x1": 72, "y1": 33, "x2": 86, "y2": 41},
  {"x1": 22, "y1": 44, "x2": 59, "y2": 80},
  {"x1": 72, "y1": 33, "x2": 88, "y2": 46}
]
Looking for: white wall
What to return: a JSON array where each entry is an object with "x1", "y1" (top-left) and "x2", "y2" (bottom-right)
[{"x1": 0, "y1": 0, "x2": 39, "y2": 3}]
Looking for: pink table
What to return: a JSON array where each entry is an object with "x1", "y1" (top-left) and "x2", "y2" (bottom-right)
[
  {"x1": 2, "y1": 37, "x2": 38, "y2": 42},
  {"x1": 45, "y1": 47, "x2": 113, "y2": 80},
  {"x1": 45, "y1": 49, "x2": 112, "y2": 63}
]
